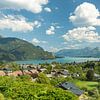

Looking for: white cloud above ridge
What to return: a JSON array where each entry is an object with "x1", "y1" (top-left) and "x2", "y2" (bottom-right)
[
  {"x1": 0, "y1": 0, "x2": 49, "y2": 13},
  {"x1": 49, "y1": 47, "x2": 59, "y2": 52},
  {"x1": 69, "y1": 2, "x2": 100, "y2": 26},
  {"x1": 0, "y1": 14, "x2": 41, "y2": 32},
  {"x1": 62, "y1": 27, "x2": 100, "y2": 43},
  {"x1": 32, "y1": 38, "x2": 47, "y2": 45}
]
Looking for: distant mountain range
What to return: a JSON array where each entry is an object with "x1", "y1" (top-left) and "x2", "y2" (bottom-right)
[
  {"x1": 55, "y1": 47, "x2": 100, "y2": 58},
  {"x1": 0, "y1": 37, "x2": 55, "y2": 61}
]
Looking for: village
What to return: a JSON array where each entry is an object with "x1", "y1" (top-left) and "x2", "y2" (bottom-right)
[
  {"x1": 0, "y1": 61, "x2": 100, "y2": 100},
  {"x1": 0, "y1": 62, "x2": 99, "y2": 80}
]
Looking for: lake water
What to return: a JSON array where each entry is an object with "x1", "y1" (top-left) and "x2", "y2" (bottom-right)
[{"x1": 16, "y1": 57, "x2": 100, "y2": 65}]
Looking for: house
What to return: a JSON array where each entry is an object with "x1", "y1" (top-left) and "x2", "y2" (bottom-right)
[
  {"x1": 71, "y1": 73, "x2": 80, "y2": 78},
  {"x1": 11, "y1": 70, "x2": 23, "y2": 77},
  {"x1": 38, "y1": 68, "x2": 47, "y2": 72},
  {"x1": 94, "y1": 73, "x2": 100, "y2": 80},
  {"x1": 46, "y1": 69, "x2": 69, "y2": 78},
  {"x1": 59, "y1": 70, "x2": 70, "y2": 77},
  {"x1": 11, "y1": 69, "x2": 38, "y2": 78},
  {"x1": 51, "y1": 69, "x2": 60, "y2": 77},
  {"x1": 25, "y1": 69, "x2": 38, "y2": 78},
  {"x1": 0, "y1": 71, "x2": 5, "y2": 76},
  {"x1": 2, "y1": 68, "x2": 12, "y2": 75},
  {"x1": 58, "y1": 82, "x2": 84, "y2": 96},
  {"x1": 50, "y1": 69, "x2": 70, "y2": 78}
]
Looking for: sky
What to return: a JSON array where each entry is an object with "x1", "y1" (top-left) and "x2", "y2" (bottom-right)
[{"x1": 0, "y1": 0, "x2": 100, "y2": 52}]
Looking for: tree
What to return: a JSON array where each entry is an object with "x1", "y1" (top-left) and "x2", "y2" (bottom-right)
[
  {"x1": 44, "y1": 65, "x2": 52, "y2": 74},
  {"x1": 36, "y1": 72, "x2": 50, "y2": 84},
  {"x1": 86, "y1": 70, "x2": 94, "y2": 81}
]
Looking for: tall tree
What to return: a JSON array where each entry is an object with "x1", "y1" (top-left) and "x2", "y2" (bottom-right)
[{"x1": 86, "y1": 70, "x2": 94, "y2": 81}]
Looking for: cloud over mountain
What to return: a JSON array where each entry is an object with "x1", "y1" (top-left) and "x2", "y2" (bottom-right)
[{"x1": 32, "y1": 38, "x2": 47, "y2": 45}]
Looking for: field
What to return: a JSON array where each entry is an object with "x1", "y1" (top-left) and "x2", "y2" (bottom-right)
[{"x1": 74, "y1": 80, "x2": 98, "y2": 90}]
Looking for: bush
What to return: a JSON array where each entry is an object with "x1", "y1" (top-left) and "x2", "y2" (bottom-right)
[
  {"x1": 0, "y1": 76, "x2": 78, "y2": 100},
  {"x1": 86, "y1": 70, "x2": 94, "y2": 81},
  {"x1": 36, "y1": 72, "x2": 50, "y2": 84},
  {"x1": 0, "y1": 93, "x2": 5, "y2": 100}
]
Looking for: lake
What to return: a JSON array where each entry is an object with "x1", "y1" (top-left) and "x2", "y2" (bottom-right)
[{"x1": 16, "y1": 57, "x2": 100, "y2": 65}]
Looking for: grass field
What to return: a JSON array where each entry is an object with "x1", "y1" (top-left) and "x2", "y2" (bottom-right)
[{"x1": 73, "y1": 80, "x2": 98, "y2": 90}]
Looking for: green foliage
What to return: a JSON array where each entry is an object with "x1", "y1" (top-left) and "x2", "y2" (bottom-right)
[
  {"x1": 44, "y1": 65, "x2": 52, "y2": 74},
  {"x1": 50, "y1": 76, "x2": 73, "y2": 86},
  {"x1": 66, "y1": 65, "x2": 77, "y2": 73},
  {"x1": 0, "y1": 37, "x2": 55, "y2": 61},
  {"x1": 74, "y1": 80, "x2": 98, "y2": 91},
  {"x1": 0, "y1": 93, "x2": 5, "y2": 100},
  {"x1": 84, "y1": 62, "x2": 95, "y2": 69},
  {"x1": 0, "y1": 60, "x2": 99, "y2": 99},
  {"x1": 98, "y1": 82, "x2": 100, "y2": 93},
  {"x1": 36, "y1": 73, "x2": 50, "y2": 84},
  {"x1": 17, "y1": 75, "x2": 32, "y2": 81},
  {"x1": 0, "y1": 76, "x2": 78, "y2": 100},
  {"x1": 8, "y1": 62, "x2": 20, "y2": 71},
  {"x1": 86, "y1": 70, "x2": 94, "y2": 81},
  {"x1": 79, "y1": 73, "x2": 86, "y2": 81},
  {"x1": 37, "y1": 88, "x2": 78, "y2": 100}
]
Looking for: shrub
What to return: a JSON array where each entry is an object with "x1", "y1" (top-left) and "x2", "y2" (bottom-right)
[{"x1": 0, "y1": 93, "x2": 5, "y2": 100}]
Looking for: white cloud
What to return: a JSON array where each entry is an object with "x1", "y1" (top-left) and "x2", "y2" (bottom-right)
[
  {"x1": 32, "y1": 38, "x2": 47, "y2": 45},
  {"x1": 69, "y1": 2, "x2": 100, "y2": 26},
  {"x1": 61, "y1": 44, "x2": 78, "y2": 49},
  {"x1": 33, "y1": 20, "x2": 41, "y2": 28},
  {"x1": 32, "y1": 38, "x2": 40, "y2": 45},
  {"x1": 66, "y1": 44, "x2": 79, "y2": 49},
  {"x1": 0, "y1": 0, "x2": 48, "y2": 13},
  {"x1": 46, "y1": 26, "x2": 55, "y2": 35},
  {"x1": 49, "y1": 47, "x2": 59, "y2": 52},
  {"x1": 62, "y1": 27, "x2": 100, "y2": 43},
  {"x1": 44, "y1": 7, "x2": 51, "y2": 12},
  {"x1": 51, "y1": 23, "x2": 61, "y2": 29},
  {"x1": 88, "y1": 26, "x2": 96, "y2": 30},
  {"x1": 0, "y1": 14, "x2": 41, "y2": 32}
]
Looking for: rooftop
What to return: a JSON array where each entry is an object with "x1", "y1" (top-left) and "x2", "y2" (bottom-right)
[{"x1": 58, "y1": 82, "x2": 84, "y2": 96}]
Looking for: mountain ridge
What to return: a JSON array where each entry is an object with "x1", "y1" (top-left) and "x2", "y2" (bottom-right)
[
  {"x1": 55, "y1": 47, "x2": 100, "y2": 58},
  {"x1": 0, "y1": 37, "x2": 55, "y2": 61}
]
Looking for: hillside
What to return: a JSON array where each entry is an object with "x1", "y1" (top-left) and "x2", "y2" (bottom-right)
[
  {"x1": 0, "y1": 37, "x2": 55, "y2": 61},
  {"x1": 55, "y1": 47, "x2": 100, "y2": 58}
]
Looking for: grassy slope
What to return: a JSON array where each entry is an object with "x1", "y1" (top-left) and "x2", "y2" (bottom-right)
[{"x1": 73, "y1": 80, "x2": 98, "y2": 90}]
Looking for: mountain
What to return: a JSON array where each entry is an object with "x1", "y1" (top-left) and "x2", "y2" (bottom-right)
[
  {"x1": 55, "y1": 47, "x2": 100, "y2": 58},
  {"x1": 0, "y1": 37, "x2": 55, "y2": 61}
]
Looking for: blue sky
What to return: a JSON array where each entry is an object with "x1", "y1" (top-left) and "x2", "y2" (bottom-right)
[{"x1": 0, "y1": 0, "x2": 100, "y2": 52}]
